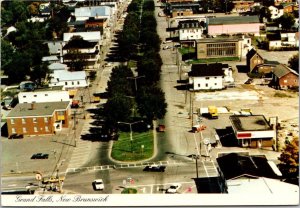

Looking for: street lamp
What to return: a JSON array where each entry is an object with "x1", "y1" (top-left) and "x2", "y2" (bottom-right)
[
  {"x1": 117, "y1": 121, "x2": 144, "y2": 152},
  {"x1": 127, "y1": 76, "x2": 145, "y2": 93}
]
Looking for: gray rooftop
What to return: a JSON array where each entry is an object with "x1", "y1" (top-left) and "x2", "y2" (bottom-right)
[
  {"x1": 273, "y1": 64, "x2": 298, "y2": 78},
  {"x1": 208, "y1": 16, "x2": 260, "y2": 25},
  {"x1": 7, "y1": 101, "x2": 70, "y2": 118},
  {"x1": 230, "y1": 115, "x2": 272, "y2": 131}
]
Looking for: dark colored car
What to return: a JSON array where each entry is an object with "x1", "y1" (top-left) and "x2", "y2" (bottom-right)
[
  {"x1": 31, "y1": 153, "x2": 49, "y2": 159},
  {"x1": 8, "y1": 134, "x2": 24, "y2": 139},
  {"x1": 143, "y1": 165, "x2": 166, "y2": 172},
  {"x1": 244, "y1": 78, "x2": 253, "y2": 84}
]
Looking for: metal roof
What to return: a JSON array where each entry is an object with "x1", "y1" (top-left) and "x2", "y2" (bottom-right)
[
  {"x1": 7, "y1": 101, "x2": 70, "y2": 118},
  {"x1": 208, "y1": 16, "x2": 260, "y2": 25},
  {"x1": 75, "y1": 6, "x2": 112, "y2": 17},
  {"x1": 51, "y1": 70, "x2": 87, "y2": 82},
  {"x1": 48, "y1": 63, "x2": 68, "y2": 71},
  {"x1": 273, "y1": 64, "x2": 299, "y2": 78}
]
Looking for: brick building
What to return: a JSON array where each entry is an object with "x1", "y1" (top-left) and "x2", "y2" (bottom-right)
[
  {"x1": 272, "y1": 64, "x2": 299, "y2": 89},
  {"x1": 6, "y1": 101, "x2": 71, "y2": 137}
]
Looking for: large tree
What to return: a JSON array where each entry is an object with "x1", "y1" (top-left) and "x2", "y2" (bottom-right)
[
  {"x1": 136, "y1": 86, "x2": 167, "y2": 122},
  {"x1": 278, "y1": 13, "x2": 295, "y2": 31},
  {"x1": 106, "y1": 65, "x2": 134, "y2": 97},
  {"x1": 288, "y1": 53, "x2": 299, "y2": 73},
  {"x1": 1, "y1": 0, "x2": 29, "y2": 26},
  {"x1": 278, "y1": 137, "x2": 299, "y2": 183},
  {"x1": 104, "y1": 94, "x2": 134, "y2": 125}
]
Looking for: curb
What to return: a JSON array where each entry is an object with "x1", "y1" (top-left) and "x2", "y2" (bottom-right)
[{"x1": 107, "y1": 120, "x2": 159, "y2": 164}]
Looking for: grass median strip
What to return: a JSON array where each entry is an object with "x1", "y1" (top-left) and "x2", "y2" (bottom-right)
[{"x1": 111, "y1": 131, "x2": 153, "y2": 161}]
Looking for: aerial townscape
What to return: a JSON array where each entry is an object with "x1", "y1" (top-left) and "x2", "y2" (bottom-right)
[{"x1": 0, "y1": 0, "x2": 299, "y2": 206}]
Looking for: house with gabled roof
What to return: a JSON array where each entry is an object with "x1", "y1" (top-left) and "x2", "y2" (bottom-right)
[
  {"x1": 246, "y1": 48, "x2": 264, "y2": 72},
  {"x1": 217, "y1": 153, "x2": 281, "y2": 180},
  {"x1": 49, "y1": 70, "x2": 88, "y2": 90},
  {"x1": 271, "y1": 64, "x2": 299, "y2": 89},
  {"x1": 216, "y1": 153, "x2": 299, "y2": 195},
  {"x1": 188, "y1": 63, "x2": 224, "y2": 90}
]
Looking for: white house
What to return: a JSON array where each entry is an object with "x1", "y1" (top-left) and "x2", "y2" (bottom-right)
[
  {"x1": 62, "y1": 34, "x2": 101, "y2": 69},
  {"x1": 42, "y1": 56, "x2": 59, "y2": 64},
  {"x1": 188, "y1": 63, "x2": 224, "y2": 90},
  {"x1": 48, "y1": 63, "x2": 69, "y2": 72},
  {"x1": 63, "y1": 31, "x2": 102, "y2": 43},
  {"x1": 268, "y1": 6, "x2": 284, "y2": 20},
  {"x1": 18, "y1": 87, "x2": 71, "y2": 103},
  {"x1": 49, "y1": 70, "x2": 88, "y2": 90},
  {"x1": 178, "y1": 20, "x2": 203, "y2": 43}
]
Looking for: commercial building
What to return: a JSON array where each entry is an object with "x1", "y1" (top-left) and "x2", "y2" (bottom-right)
[
  {"x1": 18, "y1": 86, "x2": 71, "y2": 104},
  {"x1": 207, "y1": 16, "x2": 262, "y2": 36},
  {"x1": 195, "y1": 36, "x2": 252, "y2": 59},
  {"x1": 229, "y1": 115, "x2": 275, "y2": 148},
  {"x1": 6, "y1": 101, "x2": 71, "y2": 137}
]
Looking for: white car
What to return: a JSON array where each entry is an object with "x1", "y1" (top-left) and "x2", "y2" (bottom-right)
[
  {"x1": 165, "y1": 183, "x2": 181, "y2": 194},
  {"x1": 93, "y1": 179, "x2": 104, "y2": 190}
]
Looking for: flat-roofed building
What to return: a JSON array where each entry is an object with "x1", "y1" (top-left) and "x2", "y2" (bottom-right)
[
  {"x1": 207, "y1": 16, "x2": 263, "y2": 36},
  {"x1": 6, "y1": 101, "x2": 71, "y2": 137},
  {"x1": 18, "y1": 86, "x2": 71, "y2": 104},
  {"x1": 229, "y1": 115, "x2": 275, "y2": 148},
  {"x1": 196, "y1": 37, "x2": 252, "y2": 59}
]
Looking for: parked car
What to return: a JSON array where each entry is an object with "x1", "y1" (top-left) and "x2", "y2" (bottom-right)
[
  {"x1": 174, "y1": 43, "x2": 180, "y2": 48},
  {"x1": 31, "y1": 153, "x2": 49, "y2": 159},
  {"x1": 165, "y1": 183, "x2": 181, "y2": 194},
  {"x1": 163, "y1": 46, "x2": 172, "y2": 50},
  {"x1": 8, "y1": 134, "x2": 24, "y2": 139},
  {"x1": 143, "y1": 165, "x2": 166, "y2": 172},
  {"x1": 71, "y1": 100, "x2": 80, "y2": 108},
  {"x1": 2, "y1": 105, "x2": 11, "y2": 110},
  {"x1": 244, "y1": 78, "x2": 253, "y2": 84},
  {"x1": 162, "y1": 40, "x2": 172, "y2": 44},
  {"x1": 92, "y1": 179, "x2": 104, "y2": 190}
]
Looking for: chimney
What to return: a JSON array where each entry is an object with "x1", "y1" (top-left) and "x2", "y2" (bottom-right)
[{"x1": 31, "y1": 103, "x2": 35, "y2": 110}]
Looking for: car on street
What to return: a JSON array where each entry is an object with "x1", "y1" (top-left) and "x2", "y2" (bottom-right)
[
  {"x1": 165, "y1": 183, "x2": 181, "y2": 194},
  {"x1": 31, "y1": 153, "x2": 49, "y2": 159},
  {"x1": 143, "y1": 165, "x2": 166, "y2": 172},
  {"x1": 42, "y1": 176, "x2": 65, "y2": 184},
  {"x1": 92, "y1": 179, "x2": 104, "y2": 190},
  {"x1": 8, "y1": 134, "x2": 24, "y2": 139}
]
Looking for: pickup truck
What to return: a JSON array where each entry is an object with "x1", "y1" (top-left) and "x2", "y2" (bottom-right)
[{"x1": 42, "y1": 176, "x2": 65, "y2": 184}]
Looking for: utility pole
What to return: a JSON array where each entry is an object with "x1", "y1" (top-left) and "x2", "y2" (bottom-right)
[
  {"x1": 118, "y1": 121, "x2": 143, "y2": 153},
  {"x1": 127, "y1": 76, "x2": 145, "y2": 93},
  {"x1": 73, "y1": 110, "x2": 77, "y2": 147}
]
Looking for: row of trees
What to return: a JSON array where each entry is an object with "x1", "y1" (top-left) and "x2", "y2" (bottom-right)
[
  {"x1": 104, "y1": 0, "x2": 167, "y2": 127},
  {"x1": 1, "y1": 1, "x2": 70, "y2": 85}
]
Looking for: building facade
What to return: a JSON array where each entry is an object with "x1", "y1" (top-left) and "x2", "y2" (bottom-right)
[
  {"x1": 272, "y1": 64, "x2": 299, "y2": 89},
  {"x1": 6, "y1": 101, "x2": 71, "y2": 137},
  {"x1": 207, "y1": 16, "x2": 262, "y2": 36},
  {"x1": 18, "y1": 87, "x2": 71, "y2": 104},
  {"x1": 178, "y1": 20, "x2": 203, "y2": 42},
  {"x1": 188, "y1": 63, "x2": 224, "y2": 90},
  {"x1": 196, "y1": 38, "x2": 245, "y2": 59}
]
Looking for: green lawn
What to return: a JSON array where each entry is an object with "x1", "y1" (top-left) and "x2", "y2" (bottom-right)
[
  {"x1": 178, "y1": 47, "x2": 195, "y2": 55},
  {"x1": 111, "y1": 131, "x2": 153, "y2": 161},
  {"x1": 186, "y1": 57, "x2": 240, "y2": 64}
]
